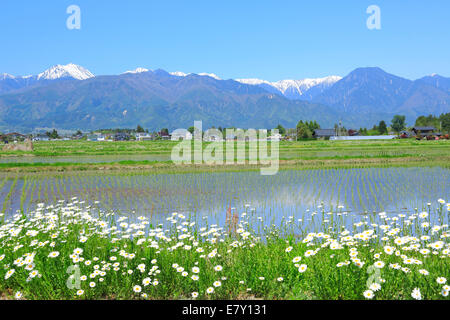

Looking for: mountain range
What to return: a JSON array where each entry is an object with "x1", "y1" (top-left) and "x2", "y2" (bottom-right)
[
  {"x1": 235, "y1": 76, "x2": 342, "y2": 100},
  {"x1": 0, "y1": 64, "x2": 449, "y2": 132}
]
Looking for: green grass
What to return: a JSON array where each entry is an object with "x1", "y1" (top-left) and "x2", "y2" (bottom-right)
[
  {"x1": 1, "y1": 139, "x2": 449, "y2": 158},
  {"x1": 0, "y1": 201, "x2": 448, "y2": 300},
  {"x1": 1, "y1": 139, "x2": 450, "y2": 173}
]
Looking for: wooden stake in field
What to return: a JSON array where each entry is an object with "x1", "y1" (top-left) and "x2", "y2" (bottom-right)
[
  {"x1": 226, "y1": 202, "x2": 238, "y2": 235},
  {"x1": 226, "y1": 203, "x2": 232, "y2": 234}
]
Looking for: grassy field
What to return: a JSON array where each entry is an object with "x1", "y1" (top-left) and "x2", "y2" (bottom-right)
[
  {"x1": 1, "y1": 139, "x2": 450, "y2": 172},
  {"x1": 1, "y1": 139, "x2": 450, "y2": 157},
  {"x1": 0, "y1": 199, "x2": 448, "y2": 300}
]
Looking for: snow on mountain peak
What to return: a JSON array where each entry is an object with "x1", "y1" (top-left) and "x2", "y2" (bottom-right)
[
  {"x1": 2, "y1": 64, "x2": 341, "y2": 100},
  {"x1": 170, "y1": 71, "x2": 188, "y2": 77},
  {"x1": 236, "y1": 75, "x2": 342, "y2": 99},
  {"x1": 273, "y1": 76, "x2": 342, "y2": 94},
  {"x1": 0, "y1": 73, "x2": 15, "y2": 80},
  {"x1": 37, "y1": 63, "x2": 94, "y2": 80},
  {"x1": 123, "y1": 67, "x2": 149, "y2": 74},
  {"x1": 198, "y1": 73, "x2": 221, "y2": 80},
  {"x1": 169, "y1": 71, "x2": 221, "y2": 80},
  {"x1": 235, "y1": 78, "x2": 271, "y2": 86}
]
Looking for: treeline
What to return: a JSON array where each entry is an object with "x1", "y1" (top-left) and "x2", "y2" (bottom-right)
[
  {"x1": 95, "y1": 126, "x2": 150, "y2": 134},
  {"x1": 296, "y1": 120, "x2": 320, "y2": 139},
  {"x1": 359, "y1": 120, "x2": 388, "y2": 136},
  {"x1": 415, "y1": 113, "x2": 450, "y2": 132}
]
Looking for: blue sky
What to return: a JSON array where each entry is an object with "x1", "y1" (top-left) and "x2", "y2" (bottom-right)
[{"x1": 0, "y1": 0, "x2": 449, "y2": 81}]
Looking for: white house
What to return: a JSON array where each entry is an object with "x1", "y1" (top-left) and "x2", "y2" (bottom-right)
[
  {"x1": 33, "y1": 134, "x2": 50, "y2": 141},
  {"x1": 171, "y1": 129, "x2": 193, "y2": 141},
  {"x1": 87, "y1": 133, "x2": 106, "y2": 142},
  {"x1": 268, "y1": 133, "x2": 282, "y2": 141},
  {"x1": 203, "y1": 130, "x2": 223, "y2": 142},
  {"x1": 135, "y1": 133, "x2": 153, "y2": 141}
]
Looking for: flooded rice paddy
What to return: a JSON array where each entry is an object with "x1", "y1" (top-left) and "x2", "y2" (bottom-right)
[
  {"x1": 0, "y1": 154, "x2": 171, "y2": 164},
  {"x1": 1, "y1": 166, "x2": 448, "y2": 227}
]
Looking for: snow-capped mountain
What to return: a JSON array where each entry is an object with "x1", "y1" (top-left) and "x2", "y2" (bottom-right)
[
  {"x1": 123, "y1": 67, "x2": 149, "y2": 74},
  {"x1": 170, "y1": 71, "x2": 221, "y2": 80},
  {"x1": 0, "y1": 64, "x2": 95, "y2": 94},
  {"x1": 234, "y1": 78, "x2": 270, "y2": 86},
  {"x1": 169, "y1": 71, "x2": 340, "y2": 98},
  {"x1": 0, "y1": 73, "x2": 15, "y2": 80},
  {"x1": 169, "y1": 71, "x2": 188, "y2": 77},
  {"x1": 236, "y1": 76, "x2": 342, "y2": 100},
  {"x1": 0, "y1": 65, "x2": 340, "y2": 100},
  {"x1": 1, "y1": 63, "x2": 94, "y2": 81},
  {"x1": 37, "y1": 63, "x2": 94, "y2": 80},
  {"x1": 198, "y1": 73, "x2": 221, "y2": 80}
]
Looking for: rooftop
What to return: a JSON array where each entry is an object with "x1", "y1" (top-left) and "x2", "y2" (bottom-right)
[
  {"x1": 412, "y1": 126, "x2": 435, "y2": 131},
  {"x1": 313, "y1": 129, "x2": 336, "y2": 137}
]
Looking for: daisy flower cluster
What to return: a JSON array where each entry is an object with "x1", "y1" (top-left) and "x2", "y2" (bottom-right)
[{"x1": 0, "y1": 198, "x2": 448, "y2": 300}]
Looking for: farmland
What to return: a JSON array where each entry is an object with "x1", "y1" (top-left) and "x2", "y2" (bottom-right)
[
  {"x1": 0, "y1": 139, "x2": 449, "y2": 172},
  {"x1": 0, "y1": 166, "x2": 449, "y2": 219},
  {"x1": 0, "y1": 139, "x2": 449, "y2": 300},
  {"x1": 1, "y1": 139, "x2": 449, "y2": 158}
]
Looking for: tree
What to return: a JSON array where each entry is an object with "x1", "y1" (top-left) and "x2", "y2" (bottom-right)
[
  {"x1": 187, "y1": 126, "x2": 195, "y2": 134},
  {"x1": 46, "y1": 129, "x2": 60, "y2": 139},
  {"x1": 306, "y1": 120, "x2": 320, "y2": 132},
  {"x1": 296, "y1": 121, "x2": 312, "y2": 140},
  {"x1": 413, "y1": 113, "x2": 450, "y2": 133},
  {"x1": 415, "y1": 114, "x2": 439, "y2": 128},
  {"x1": 391, "y1": 115, "x2": 406, "y2": 135},
  {"x1": 300, "y1": 126, "x2": 312, "y2": 139},
  {"x1": 160, "y1": 128, "x2": 169, "y2": 136},
  {"x1": 359, "y1": 127, "x2": 369, "y2": 136},
  {"x1": 275, "y1": 124, "x2": 286, "y2": 135},
  {"x1": 378, "y1": 120, "x2": 388, "y2": 135},
  {"x1": 136, "y1": 124, "x2": 145, "y2": 133},
  {"x1": 440, "y1": 113, "x2": 450, "y2": 133},
  {"x1": 73, "y1": 130, "x2": 83, "y2": 137}
]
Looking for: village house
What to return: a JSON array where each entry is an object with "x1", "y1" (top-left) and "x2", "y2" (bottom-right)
[
  {"x1": 1, "y1": 132, "x2": 28, "y2": 143},
  {"x1": 225, "y1": 133, "x2": 236, "y2": 141},
  {"x1": 268, "y1": 133, "x2": 282, "y2": 141},
  {"x1": 32, "y1": 134, "x2": 50, "y2": 141},
  {"x1": 171, "y1": 129, "x2": 192, "y2": 141},
  {"x1": 203, "y1": 132, "x2": 223, "y2": 142},
  {"x1": 135, "y1": 132, "x2": 154, "y2": 141},
  {"x1": 113, "y1": 132, "x2": 131, "y2": 141},
  {"x1": 348, "y1": 129, "x2": 359, "y2": 136},
  {"x1": 87, "y1": 133, "x2": 106, "y2": 141},
  {"x1": 87, "y1": 134, "x2": 98, "y2": 141},
  {"x1": 313, "y1": 129, "x2": 336, "y2": 139},
  {"x1": 411, "y1": 126, "x2": 435, "y2": 136}
]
